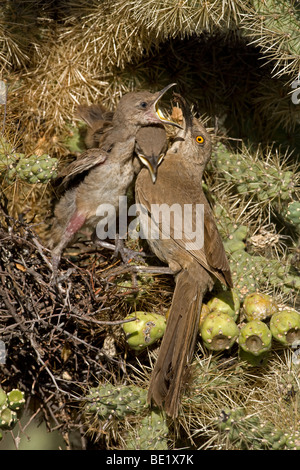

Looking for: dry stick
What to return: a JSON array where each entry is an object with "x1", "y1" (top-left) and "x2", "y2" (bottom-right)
[
  {"x1": 31, "y1": 236, "x2": 53, "y2": 270},
  {"x1": 68, "y1": 313, "x2": 137, "y2": 326}
]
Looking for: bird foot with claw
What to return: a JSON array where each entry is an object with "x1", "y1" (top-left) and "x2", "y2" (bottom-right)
[{"x1": 94, "y1": 236, "x2": 146, "y2": 264}]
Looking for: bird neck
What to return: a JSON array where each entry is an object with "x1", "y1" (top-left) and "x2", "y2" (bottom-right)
[{"x1": 173, "y1": 151, "x2": 205, "y2": 181}]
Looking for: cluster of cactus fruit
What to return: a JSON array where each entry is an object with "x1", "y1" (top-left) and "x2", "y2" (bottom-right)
[
  {"x1": 0, "y1": 137, "x2": 58, "y2": 184},
  {"x1": 199, "y1": 289, "x2": 300, "y2": 365},
  {"x1": 120, "y1": 286, "x2": 300, "y2": 367},
  {"x1": 84, "y1": 383, "x2": 168, "y2": 450},
  {"x1": 216, "y1": 407, "x2": 300, "y2": 450},
  {"x1": 0, "y1": 387, "x2": 25, "y2": 441}
]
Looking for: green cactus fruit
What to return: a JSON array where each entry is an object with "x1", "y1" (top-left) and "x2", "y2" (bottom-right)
[
  {"x1": 0, "y1": 407, "x2": 18, "y2": 430},
  {"x1": 0, "y1": 388, "x2": 7, "y2": 408},
  {"x1": 7, "y1": 389, "x2": 25, "y2": 411},
  {"x1": 207, "y1": 289, "x2": 240, "y2": 321},
  {"x1": 238, "y1": 348, "x2": 269, "y2": 367},
  {"x1": 270, "y1": 310, "x2": 300, "y2": 345},
  {"x1": 15, "y1": 154, "x2": 58, "y2": 184},
  {"x1": 243, "y1": 292, "x2": 277, "y2": 321},
  {"x1": 85, "y1": 383, "x2": 148, "y2": 419},
  {"x1": 122, "y1": 311, "x2": 166, "y2": 351},
  {"x1": 199, "y1": 303, "x2": 210, "y2": 328},
  {"x1": 200, "y1": 311, "x2": 239, "y2": 351},
  {"x1": 238, "y1": 320, "x2": 272, "y2": 356}
]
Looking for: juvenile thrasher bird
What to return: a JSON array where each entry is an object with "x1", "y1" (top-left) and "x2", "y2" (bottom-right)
[
  {"x1": 135, "y1": 94, "x2": 232, "y2": 418},
  {"x1": 76, "y1": 103, "x2": 167, "y2": 181},
  {"x1": 48, "y1": 85, "x2": 177, "y2": 269}
]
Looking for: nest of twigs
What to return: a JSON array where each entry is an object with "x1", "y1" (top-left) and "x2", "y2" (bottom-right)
[{"x1": 0, "y1": 210, "x2": 174, "y2": 448}]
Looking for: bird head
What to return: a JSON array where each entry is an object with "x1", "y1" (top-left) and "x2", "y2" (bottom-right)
[
  {"x1": 113, "y1": 84, "x2": 183, "y2": 129},
  {"x1": 172, "y1": 93, "x2": 212, "y2": 165},
  {"x1": 135, "y1": 125, "x2": 168, "y2": 183}
]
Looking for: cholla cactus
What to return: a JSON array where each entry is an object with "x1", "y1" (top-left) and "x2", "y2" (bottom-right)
[
  {"x1": 125, "y1": 409, "x2": 168, "y2": 450},
  {"x1": 283, "y1": 201, "x2": 300, "y2": 230},
  {"x1": 84, "y1": 383, "x2": 148, "y2": 420},
  {"x1": 15, "y1": 154, "x2": 58, "y2": 184},
  {"x1": 216, "y1": 407, "x2": 300, "y2": 450},
  {"x1": 241, "y1": 0, "x2": 300, "y2": 78},
  {"x1": 0, "y1": 137, "x2": 58, "y2": 184},
  {"x1": 213, "y1": 143, "x2": 299, "y2": 229}
]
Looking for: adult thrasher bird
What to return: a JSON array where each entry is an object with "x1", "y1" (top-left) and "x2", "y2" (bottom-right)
[
  {"x1": 48, "y1": 85, "x2": 177, "y2": 270},
  {"x1": 135, "y1": 94, "x2": 232, "y2": 418}
]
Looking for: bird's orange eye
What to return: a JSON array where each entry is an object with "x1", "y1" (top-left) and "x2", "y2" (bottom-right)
[{"x1": 196, "y1": 135, "x2": 204, "y2": 144}]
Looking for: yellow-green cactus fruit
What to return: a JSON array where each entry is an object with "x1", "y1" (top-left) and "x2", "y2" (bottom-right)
[
  {"x1": 207, "y1": 289, "x2": 240, "y2": 321},
  {"x1": 200, "y1": 311, "x2": 239, "y2": 351},
  {"x1": 270, "y1": 310, "x2": 300, "y2": 346},
  {"x1": 122, "y1": 311, "x2": 166, "y2": 351},
  {"x1": 243, "y1": 292, "x2": 277, "y2": 321},
  {"x1": 238, "y1": 320, "x2": 272, "y2": 356},
  {"x1": 0, "y1": 407, "x2": 18, "y2": 430},
  {"x1": 199, "y1": 303, "x2": 210, "y2": 328},
  {"x1": 0, "y1": 388, "x2": 7, "y2": 408}
]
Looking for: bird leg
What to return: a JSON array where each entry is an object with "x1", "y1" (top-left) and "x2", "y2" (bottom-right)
[
  {"x1": 51, "y1": 211, "x2": 86, "y2": 274},
  {"x1": 91, "y1": 231, "x2": 146, "y2": 264}
]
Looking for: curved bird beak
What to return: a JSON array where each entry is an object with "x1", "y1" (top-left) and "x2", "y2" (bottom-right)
[
  {"x1": 148, "y1": 83, "x2": 183, "y2": 129},
  {"x1": 137, "y1": 153, "x2": 165, "y2": 183}
]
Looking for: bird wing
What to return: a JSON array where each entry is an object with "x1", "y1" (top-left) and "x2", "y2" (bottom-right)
[
  {"x1": 58, "y1": 149, "x2": 109, "y2": 189},
  {"x1": 76, "y1": 104, "x2": 113, "y2": 127}
]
